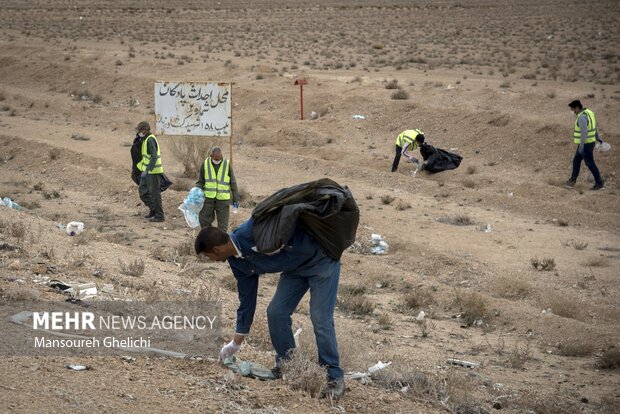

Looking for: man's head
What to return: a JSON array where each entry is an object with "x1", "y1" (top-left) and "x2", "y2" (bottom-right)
[
  {"x1": 415, "y1": 134, "x2": 426, "y2": 145},
  {"x1": 568, "y1": 100, "x2": 583, "y2": 115},
  {"x1": 135, "y1": 121, "x2": 151, "y2": 137},
  {"x1": 195, "y1": 226, "x2": 232, "y2": 262},
  {"x1": 210, "y1": 147, "x2": 223, "y2": 163}
]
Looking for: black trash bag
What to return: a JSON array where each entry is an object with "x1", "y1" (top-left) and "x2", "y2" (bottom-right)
[
  {"x1": 132, "y1": 170, "x2": 174, "y2": 193},
  {"x1": 420, "y1": 143, "x2": 463, "y2": 173},
  {"x1": 251, "y1": 178, "x2": 359, "y2": 260}
]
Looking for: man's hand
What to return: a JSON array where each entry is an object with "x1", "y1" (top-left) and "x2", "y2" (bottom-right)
[
  {"x1": 218, "y1": 340, "x2": 240, "y2": 362},
  {"x1": 410, "y1": 157, "x2": 419, "y2": 165},
  {"x1": 140, "y1": 171, "x2": 147, "y2": 180},
  {"x1": 578, "y1": 145, "x2": 585, "y2": 156}
]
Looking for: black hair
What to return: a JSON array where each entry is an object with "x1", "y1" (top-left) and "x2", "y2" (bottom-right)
[
  {"x1": 415, "y1": 134, "x2": 426, "y2": 144},
  {"x1": 568, "y1": 100, "x2": 583, "y2": 110},
  {"x1": 194, "y1": 226, "x2": 230, "y2": 254}
]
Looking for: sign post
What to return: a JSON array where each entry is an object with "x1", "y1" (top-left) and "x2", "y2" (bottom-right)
[{"x1": 294, "y1": 79, "x2": 307, "y2": 120}]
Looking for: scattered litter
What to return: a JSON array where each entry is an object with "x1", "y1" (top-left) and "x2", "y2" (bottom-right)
[
  {"x1": 309, "y1": 111, "x2": 319, "y2": 120},
  {"x1": 0, "y1": 242, "x2": 20, "y2": 251},
  {"x1": 0, "y1": 197, "x2": 23, "y2": 211},
  {"x1": 222, "y1": 356, "x2": 276, "y2": 380},
  {"x1": 369, "y1": 234, "x2": 389, "y2": 255},
  {"x1": 400, "y1": 385, "x2": 410, "y2": 393},
  {"x1": 416, "y1": 311, "x2": 426, "y2": 321},
  {"x1": 447, "y1": 358, "x2": 479, "y2": 369},
  {"x1": 65, "y1": 364, "x2": 89, "y2": 371},
  {"x1": 121, "y1": 356, "x2": 136, "y2": 363},
  {"x1": 368, "y1": 360, "x2": 392, "y2": 374},
  {"x1": 411, "y1": 162, "x2": 420, "y2": 177},
  {"x1": 66, "y1": 221, "x2": 84, "y2": 236},
  {"x1": 596, "y1": 141, "x2": 611, "y2": 152},
  {"x1": 345, "y1": 371, "x2": 372, "y2": 384},
  {"x1": 178, "y1": 187, "x2": 204, "y2": 228},
  {"x1": 351, "y1": 114, "x2": 366, "y2": 120},
  {"x1": 47, "y1": 279, "x2": 97, "y2": 299},
  {"x1": 293, "y1": 328, "x2": 303, "y2": 347},
  {"x1": 480, "y1": 224, "x2": 492, "y2": 233}
]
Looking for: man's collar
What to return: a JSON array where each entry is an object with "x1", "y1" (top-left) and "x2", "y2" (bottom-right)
[{"x1": 230, "y1": 237, "x2": 243, "y2": 258}]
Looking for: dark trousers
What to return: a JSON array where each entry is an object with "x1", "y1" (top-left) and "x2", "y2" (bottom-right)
[
  {"x1": 570, "y1": 142, "x2": 603, "y2": 186},
  {"x1": 199, "y1": 198, "x2": 230, "y2": 232},
  {"x1": 139, "y1": 174, "x2": 164, "y2": 219},
  {"x1": 391, "y1": 145, "x2": 402, "y2": 172}
]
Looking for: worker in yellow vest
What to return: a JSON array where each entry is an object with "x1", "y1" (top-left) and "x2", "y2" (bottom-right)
[
  {"x1": 135, "y1": 121, "x2": 166, "y2": 222},
  {"x1": 391, "y1": 129, "x2": 425, "y2": 172},
  {"x1": 196, "y1": 147, "x2": 239, "y2": 231},
  {"x1": 565, "y1": 100, "x2": 604, "y2": 191}
]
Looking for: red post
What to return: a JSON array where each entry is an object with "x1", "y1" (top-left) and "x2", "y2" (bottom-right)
[{"x1": 294, "y1": 79, "x2": 308, "y2": 121}]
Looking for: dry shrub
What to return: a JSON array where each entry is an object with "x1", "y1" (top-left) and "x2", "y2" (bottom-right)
[
  {"x1": 462, "y1": 178, "x2": 477, "y2": 188},
  {"x1": 514, "y1": 389, "x2": 582, "y2": 414},
  {"x1": 506, "y1": 339, "x2": 533, "y2": 369},
  {"x1": 453, "y1": 290, "x2": 489, "y2": 325},
  {"x1": 385, "y1": 79, "x2": 400, "y2": 89},
  {"x1": 493, "y1": 277, "x2": 532, "y2": 299},
  {"x1": 48, "y1": 148, "x2": 61, "y2": 160},
  {"x1": 402, "y1": 287, "x2": 435, "y2": 311},
  {"x1": 557, "y1": 339, "x2": 595, "y2": 357},
  {"x1": 391, "y1": 89, "x2": 409, "y2": 100},
  {"x1": 395, "y1": 199, "x2": 411, "y2": 210},
  {"x1": 119, "y1": 258, "x2": 145, "y2": 277},
  {"x1": 563, "y1": 239, "x2": 588, "y2": 250},
  {"x1": 377, "y1": 313, "x2": 392, "y2": 330},
  {"x1": 338, "y1": 293, "x2": 375, "y2": 315},
  {"x1": 340, "y1": 284, "x2": 367, "y2": 296},
  {"x1": 530, "y1": 257, "x2": 555, "y2": 271},
  {"x1": 71, "y1": 133, "x2": 91, "y2": 141},
  {"x1": 466, "y1": 165, "x2": 477, "y2": 175},
  {"x1": 280, "y1": 346, "x2": 326, "y2": 398},
  {"x1": 541, "y1": 292, "x2": 581, "y2": 320},
  {"x1": 168, "y1": 136, "x2": 224, "y2": 178},
  {"x1": 438, "y1": 215, "x2": 474, "y2": 226},
  {"x1": 380, "y1": 194, "x2": 395, "y2": 205},
  {"x1": 176, "y1": 239, "x2": 195, "y2": 257},
  {"x1": 73, "y1": 229, "x2": 96, "y2": 245},
  {"x1": 595, "y1": 347, "x2": 620, "y2": 369},
  {"x1": 581, "y1": 256, "x2": 609, "y2": 267}
]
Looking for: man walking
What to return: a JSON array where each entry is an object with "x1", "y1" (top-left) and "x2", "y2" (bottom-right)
[
  {"x1": 194, "y1": 220, "x2": 346, "y2": 399},
  {"x1": 136, "y1": 121, "x2": 165, "y2": 222},
  {"x1": 196, "y1": 147, "x2": 239, "y2": 231},
  {"x1": 391, "y1": 129, "x2": 425, "y2": 172},
  {"x1": 565, "y1": 100, "x2": 604, "y2": 190}
]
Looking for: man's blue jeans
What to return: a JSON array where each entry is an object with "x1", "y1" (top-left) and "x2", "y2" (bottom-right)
[
  {"x1": 571, "y1": 142, "x2": 603, "y2": 186},
  {"x1": 266, "y1": 261, "x2": 343, "y2": 380}
]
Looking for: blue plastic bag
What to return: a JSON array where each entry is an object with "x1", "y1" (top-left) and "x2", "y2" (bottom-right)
[{"x1": 178, "y1": 187, "x2": 204, "y2": 228}]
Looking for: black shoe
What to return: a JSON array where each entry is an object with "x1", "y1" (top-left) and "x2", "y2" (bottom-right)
[
  {"x1": 591, "y1": 183, "x2": 605, "y2": 191},
  {"x1": 564, "y1": 179, "x2": 576, "y2": 188},
  {"x1": 271, "y1": 366, "x2": 282, "y2": 379},
  {"x1": 149, "y1": 216, "x2": 165, "y2": 222},
  {"x1": 144, "y1": 212, "x2": 155, "y2": 219},
  {"x1": 321, "y1": 378, "x2": 345, "y2": 400}
]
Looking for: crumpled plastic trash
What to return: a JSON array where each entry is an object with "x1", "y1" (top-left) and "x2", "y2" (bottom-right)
[
  {"x1": 0, "y1": 197, "x2": 23, "y2": 211},
  {"x1": 66, "y1": 221, "x2": 84, "y2": 236},
  {"x1": 65, "y1": 364, "x2": 89, "y2": 371},
  {"x1": 596, "y1": 141, "x2": 611, "y2": 152},
  {"x1": 370, "y1": 234, "x2": 389, "y2": 255},
  {"x1": 368, "y1": 360, "x2": 392, "y2": 374},
  {"x1": 351, "y1": 114, "x2": 366, "y2": 120},
  {"x1": 178, "y1": 187, "x2": 205, "y2": 228},
  {"x1": 222, "y1": 356, "x2": 276, "y2": 380}
]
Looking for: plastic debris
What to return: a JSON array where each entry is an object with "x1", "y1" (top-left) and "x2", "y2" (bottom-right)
[
  {"x1": 293, "y1": 328, "x2": 303, "y2": 347},
  {"x1": 351, "y1": 114, "x2": 366, "y2": 120},
  {"x1": 65, "y1": 364, "x2": 89, "y2": 371},
  {"x1": 178, "y1": 187, "x2": 204, "y2": 228},
  {"x1": 480, "y1": 224, "x2": 492, "y2": 233},
  {"x1": 370, "y1": 234, "x2": 389, "y2": 255},
  {"x1": 222, "y1": 356, "x2": 276, "y2": 380},
  {"x1": 48, "y1": 280, "x2": 97, "y2": 299},
  {"x1": 0, "y1": 197, "x2": 23, "y2": 211},
  {"x1": 66, "y1": 221, "x2": 84, "y2": 236},
  {"x1": 596, "y1": 140, "x2": 611, "y2": 152},
  {"x1": 416, "y1": 311, "x2": 426, "y2": 321},
  {"x1": 368, "y1": 360, "x2": 392, "y2": 374},
  {"x1": 447, "y1": 358, "x2": 479, "y2": 369},
  {"x1": 309, "y1": 111, "x2": 319, "y2": 120}
]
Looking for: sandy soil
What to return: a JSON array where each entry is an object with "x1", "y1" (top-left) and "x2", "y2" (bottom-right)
[{"x1": 0, "y1": 1, "x2": 619, "y2": 413}]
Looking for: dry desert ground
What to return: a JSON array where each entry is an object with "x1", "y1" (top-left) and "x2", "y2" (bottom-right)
[{"x1": 0, "y1": 1, "x2": 619, "y2": 413}]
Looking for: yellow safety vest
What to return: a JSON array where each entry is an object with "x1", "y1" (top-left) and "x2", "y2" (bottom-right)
[
  {"x1": 573, "y1": 109, "x2": 597, "y2": 144},
  {"x1": 137, "y1": 134, "x2": 164, "y2": 174},
  {"x1": 203, "y1": 158, "x2": 231, "y2": 200},
  {"x1": 395, "y1": 129, "x2": 423, "y2": 150}
]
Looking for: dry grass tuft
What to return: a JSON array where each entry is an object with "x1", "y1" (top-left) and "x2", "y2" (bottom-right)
[
  {"x1": 541, "y1": 292, "x2": 581, "y2": 320},
  {"x1": 562, "y1": 239, "x2": 588, "y2": 250},
  {"x1": 3, "y1": 287, "x2": 41, "y2": 301},
  {"x1": 119, "y1": 258, "x2": 145, "y2": 277},
  {"x1": 280, "y1": 346, "x2": 326, "y2": 398},
  {"x1": 530, "y1": 257, "x2": 555, "y2": 271},
  {"x1": 338, "y1": 292, "x2": 375, "y2": 316},
  {"x1": 595, "y1": 347, "x2": 620, "y2": 369},
  {"x1": 493, "y1": 277, "x2": 532, "y2": 299},
  {"x1": 438, "y1": 215, "x2": 474, "y2": 226},
  {"x1": 394, "y1": 199, "x2": 411, "y2": 210},
  {"x1": 402, "y1": 287, "x2": 435, "y2": 311},
  {"x1": 453, "y1": 290, "x2": 489, "y2": 325},
  {"x1": 168, "y1": 136, "x2": 223, "y2": 178},
  {"x1": 380, "y1": 194, "x2": 395, "y2": 205},
  {"x1": 581, "y1": 256, "x2": 609, "y2": 267},
  {"x1": 556, "y1": 339, "x2": 595, "y2": 357},
  {"x1": 466, "y1": 165, "x2": 477, "y2": 175},
  {"x1": 391, "y1": 89, "x2": 409, "y2": 100}
]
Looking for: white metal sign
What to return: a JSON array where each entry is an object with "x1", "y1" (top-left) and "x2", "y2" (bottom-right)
[{"x1": 154, "y1": 82, "x2": 232, "y2": 136}]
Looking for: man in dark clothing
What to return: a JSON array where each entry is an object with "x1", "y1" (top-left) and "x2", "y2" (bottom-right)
[
  {"x1": 196, "y1": 147, "x2": 239, "y2": 231},
  {"x1": 195, "y1": 220, "x2": 346, "y2": 400},
  {"x1": 135, "y1": 121, "x2": 166, "y2": 222}
]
